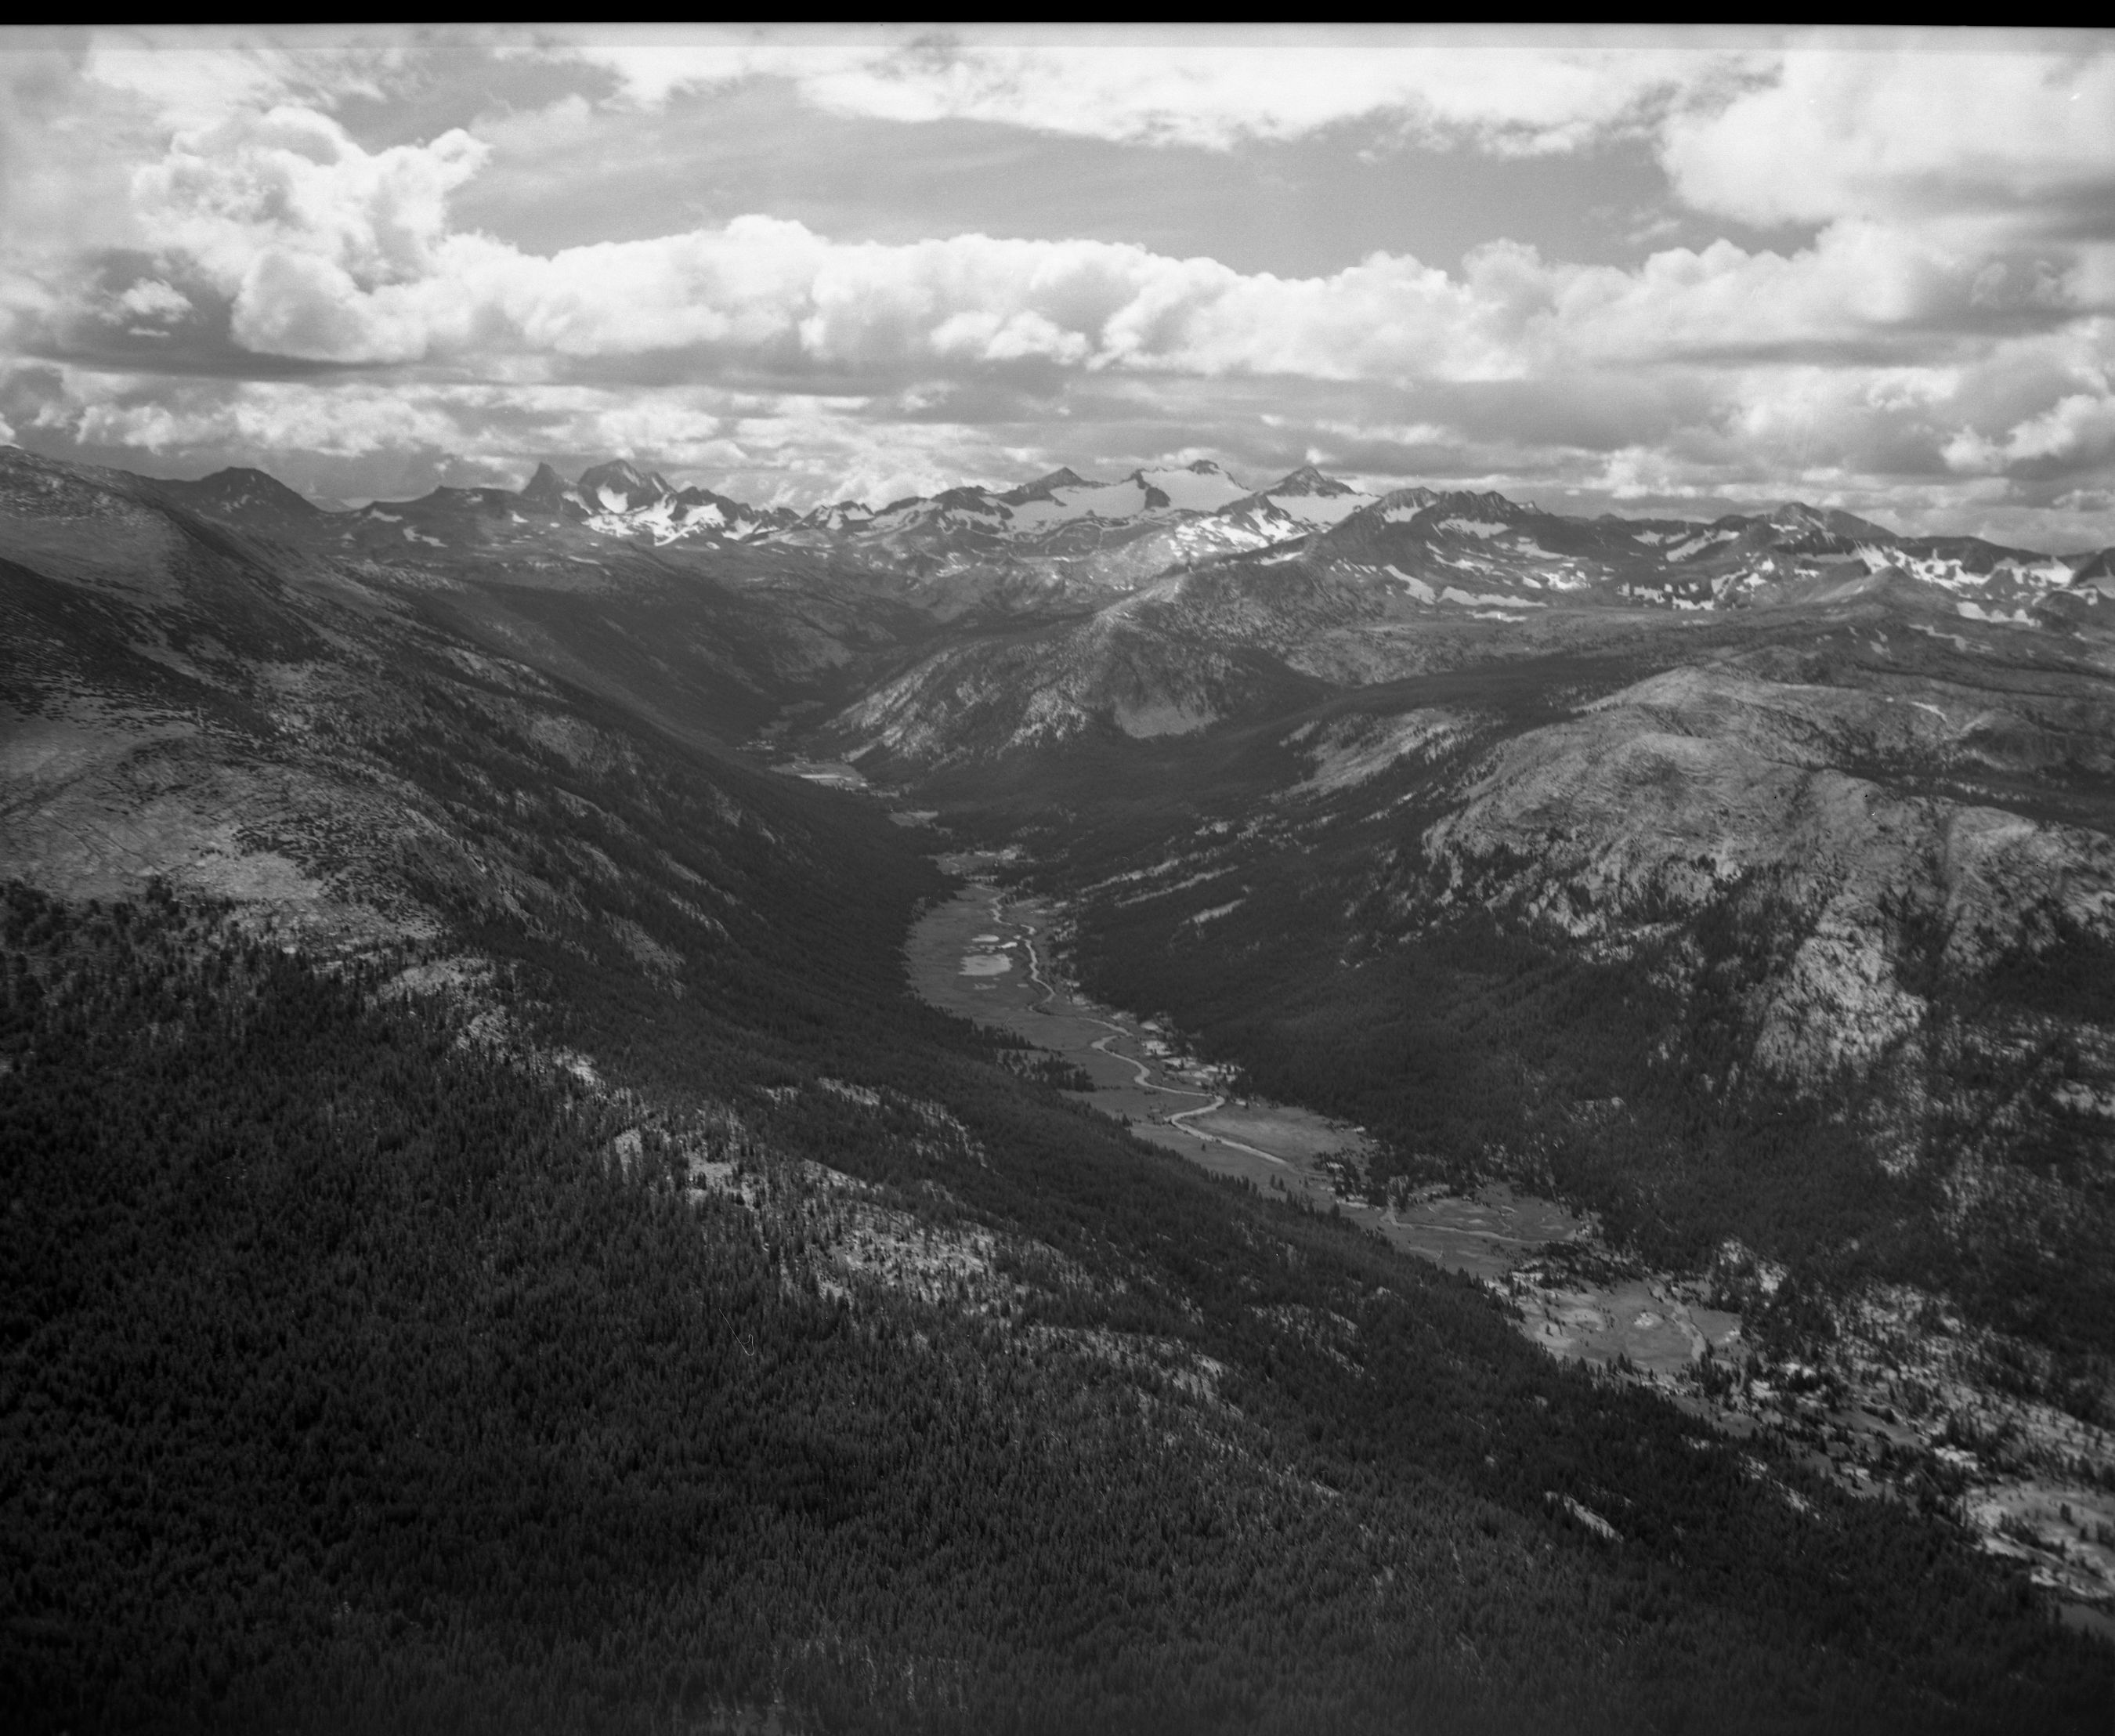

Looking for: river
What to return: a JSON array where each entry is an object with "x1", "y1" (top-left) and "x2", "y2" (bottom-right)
[{"x1": 906, "y1": 860, "x2": 1632, "y2": 1290}]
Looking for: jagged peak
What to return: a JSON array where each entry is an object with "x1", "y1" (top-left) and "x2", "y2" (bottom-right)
[
  {"x1": 1423, "y1": 487, "x2": 1532, "y2": 519},
  {"x1": 519, "y1": 461, "x2": 583, "y2": 515},
  {"x1": 577, "y1": 458, "x2": 660, "y2": 497},
  {"x1": 1264, "y1": 464, "x2": 1356, "y2": 497},
  {"x1": 671, "y1": 483, "x2": 745, "y2": 508},
  {"x1": 1367, "y1": 485, "x2": 1441, "y2": 512},
  {"x1": 2068, "y1": 546, "x2": 2115, "y2": 587}
]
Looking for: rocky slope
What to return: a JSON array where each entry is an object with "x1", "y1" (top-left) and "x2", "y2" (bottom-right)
[
  {"x1": 974, "y1": 591, "x2": 2115, "y2": 1434},
  {"x1": 829, "y1": 494, "x2": 2110, "y2": 766}
]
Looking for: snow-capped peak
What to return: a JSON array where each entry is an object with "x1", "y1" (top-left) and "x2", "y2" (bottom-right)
[
  {"x1": 577, "y1": 459, "x2": 666, "y2": 509},
  {"x1": 583, "y1": 458, "x2": 650, "y2": 490},
  {"x1": 1227, "y1": 466, "x2": 1377, "y2": 529},
  {"x1": 1128, "y1": 462, "x2": 1250, "y2": 515}
]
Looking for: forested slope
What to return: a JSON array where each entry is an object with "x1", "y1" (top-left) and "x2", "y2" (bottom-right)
[
  {"x1": 5, "y1": 877, "x2": 2111, "y2": 1734},
  {"x1": 974, "y1": 615, "x2": 2115, "y2": 1430}
]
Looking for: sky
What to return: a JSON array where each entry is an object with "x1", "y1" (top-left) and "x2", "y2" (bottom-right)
[{"x1": 1, "y1": 24, "x2": 2112, "y2": 546}]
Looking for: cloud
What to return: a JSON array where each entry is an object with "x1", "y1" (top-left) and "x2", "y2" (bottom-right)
[
  {"x1": 19, "y1": 172, "x2": 2115, "y2": 541},
  {"x1": 114, "y1": 278, "x2": 192, "y2": 322},
  {"x1": 1946, "y1": 389, "x2": 2115, "y2": 479},
  {"x1": 103, "y1": 173, "x2": 2115, "y2": 409},
  {"x1": 79, "y1": 26, "x2": 425, "y2": 133},
  {"x1": 3, "y1": 27, "x2": 2113, "y2": 551},
  {"x1": 0, "y1": 44, "x2": 159, "y2": 266},
  {"x1": 135, "y1": 105, "x2": 488, "y2": 290},
  {"x1": 82, "y1": 32, "x2": 321, "y2": 132},
  {"x1": 0, "y1": 361, "x2": 1046, "y2": 508},
  {"x1": 1661, "y1": 35, "x2": 2115, "y2": 231},
  {"x1": 561, "y1": 27, "x2": 1762, "y2": 155}
]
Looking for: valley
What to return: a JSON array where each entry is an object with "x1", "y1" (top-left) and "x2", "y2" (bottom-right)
[
  {"x1": 5, "y1": 439, "x2": 2115, "y2": 1732},
  {"x1": 903, "y1": 852, "x2": 2115, "y2": 1626},
  {"x1": 908, "y1": 855, "x2": 1595, "y2": 1281}
]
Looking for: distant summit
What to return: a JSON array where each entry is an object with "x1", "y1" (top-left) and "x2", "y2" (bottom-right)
[
  {"x1": 519, "y1": 461, "x2": 575, "y2": 512},
  {"x1": 150, "y1": 465, "x2": 326, "y2": 537},
  {"x1": 1267, "y1": 465, "x2": 1362, "y2": 497},
  {"x1": 1014, "y1": 466, "x2": 1098, "y2": 494},
  {"x1": 2070, "y1": 546, "x2": 2115, "y2": 591},
  {"x1": 577, "y1": 460, "x2": 666, "y2": 513},
  {"x1": 1767, "y1": 501, "x2": 1896, "y2": 543}
]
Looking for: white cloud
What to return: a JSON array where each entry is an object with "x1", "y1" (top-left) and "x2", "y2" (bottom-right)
[
  {"x1": 126, "y1": 172, "x2": 2113, "y2": 396},
  {"x1": 3, "y1": 363, "x2": 1032, "y2": 508},
  {"x1": 1661, "y1": 36, "x2": 2115, "y2": 230},
  {"x1": 563, "y1": 28, "x2": 1762, "y2": 155},
  {"x1": 81, "y1": 33, "x2": 316, "y2": 132},
  {"x1": 1947, "y1": 390, "x2": 2115, "y2": 476},
  {"x1": 80, "y1": 26, "x2": 414, "y2": 133},
  {"x1": 135, "y1": 105, "x2": 487, "y2": 290},
  {"x1": 114, "y1": 278, "x2": 191, "y2": 320},
  {"x1": 0, "y1": 45, "x2": 160, "y2": 266},
  {"x1": 33, "y1": 364, "x2": 474, "y2": 458}
]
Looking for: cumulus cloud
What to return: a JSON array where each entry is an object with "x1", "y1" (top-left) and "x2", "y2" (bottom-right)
[
  {"x1": 137, "y1": 106, "x2": 486, "y2": 282},
  {"x1": 103, "y1": 178, "x2": 2115, "y2": 407},
  {"x1": 1660, "y1": 37, "x2": 2115, "y2": 231}
]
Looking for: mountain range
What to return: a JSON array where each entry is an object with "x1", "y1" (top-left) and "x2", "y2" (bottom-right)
[
  {"x1": 112, "y1": 450, "x2": 2115, "y2": 766},
  {"x1": 179, "y1": 453, "x2": 2109, "y2": 618}
]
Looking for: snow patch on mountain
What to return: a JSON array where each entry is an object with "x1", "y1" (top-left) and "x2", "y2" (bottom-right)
[
  {"x1": 1666, "y1": 530, "x2": 1739, "y2": 562},
  {"x1": 1141, "y1": 461, "x2": 1251, "y2": 514}
]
